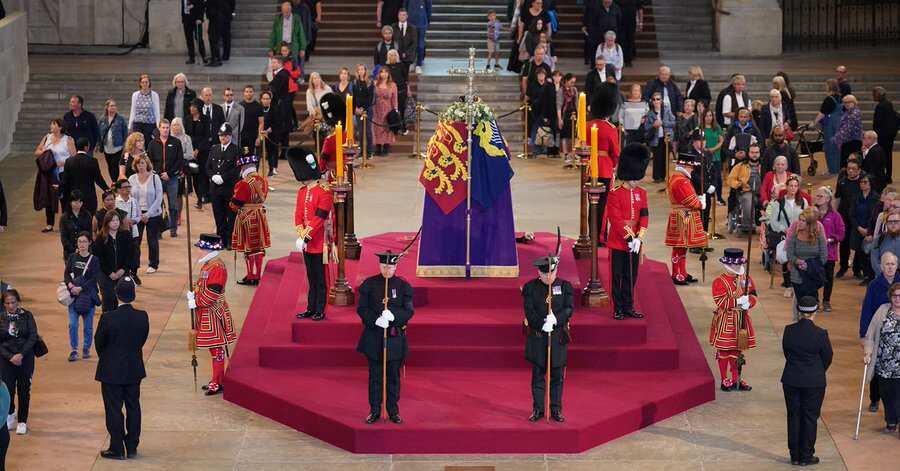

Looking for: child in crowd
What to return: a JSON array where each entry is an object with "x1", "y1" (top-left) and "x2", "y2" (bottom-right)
[{"x1": 486, "y1": 10, "x2": 502, "y2": 71}]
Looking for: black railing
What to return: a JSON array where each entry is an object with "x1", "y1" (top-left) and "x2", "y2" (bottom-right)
[{"x1": 782, "y1": 0, "x2": 900, "y2": 51}]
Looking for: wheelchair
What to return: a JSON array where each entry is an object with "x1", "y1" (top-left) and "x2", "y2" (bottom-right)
[
  {"x1": 726, "y1": 188, "x2": 755, "y2": 235},
  {"x1": 793, "y1": 123, "x2": 824, "y2": 177}
]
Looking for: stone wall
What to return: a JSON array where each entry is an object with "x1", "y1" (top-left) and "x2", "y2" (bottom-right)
[
  {"x1": 148, "y1": 0, "x2": 186, "y2": 53},
  {"x1": 0, "y1": 11, "x2": 28, "y2": 161},
  {"x1": 718, "y1": 0, "x2": 782, "y2": 56},
  {"x1": 26, "y1": 0, "x2": 146, "y2": 45}
]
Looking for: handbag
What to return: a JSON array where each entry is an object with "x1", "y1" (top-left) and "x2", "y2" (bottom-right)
[
  {"x1": 535, "y1": 126, "x2": 553, "y2": 147},
  {"x1": 57, "y1": 282, "x2": 73, "y2": 306},
  {"x1": 404, "y1": 94, "x2": 417, "y2": 126},
  {"x1": 775, "y1": 239, "x2": 788, "y2": 264},
  {"x1": 34, "y1": 336, "x2": 49, "y2": 358}
]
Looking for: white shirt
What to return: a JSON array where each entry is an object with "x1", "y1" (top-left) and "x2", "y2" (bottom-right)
[
  {"x1": 687, "y1": 80, "x2": 697, "y2": 97},
  {"x1": 203, "y1": 103, "x2": 212, "y2": 117},
  {"x1": 399, "y1": 22, "x2": 407, "y2": 36},
  {"x1": 722, "y1": 93, "x2": 746, "y2": 125},
  {"x1": 282, "y1": 15, "x2": 293, "y2": 44}
]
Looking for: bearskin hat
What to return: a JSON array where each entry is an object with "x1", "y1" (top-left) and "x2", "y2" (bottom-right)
[
  {"x1": 617, "y1": 143, "x2": 651, "y2": 181},
  {"x1": 287, "y1": 147, "x2": 322, "y2": 181},
  {"x1": 590, "y1": 83, "x2": 619, "y2": 119}
]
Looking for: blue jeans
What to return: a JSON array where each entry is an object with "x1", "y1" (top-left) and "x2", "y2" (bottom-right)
[
  {"x1": 68, "y1": 303, "x2": 95, "y2": 352},
  {"x1": 162, "y1": 176, "x2": 181, "y2": 234},
  {"x1": 415, "y1": 27, "x2": 427, "y2": 66}
]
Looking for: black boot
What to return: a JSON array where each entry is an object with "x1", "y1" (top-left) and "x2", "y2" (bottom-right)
[{"x1": 528, "y1": 410, "x2": 544, "y2": 422}]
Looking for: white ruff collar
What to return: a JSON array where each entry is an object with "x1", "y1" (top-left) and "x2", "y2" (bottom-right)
[{"x1": 198, "y1": 251, "x2": 220, "y2": 265}]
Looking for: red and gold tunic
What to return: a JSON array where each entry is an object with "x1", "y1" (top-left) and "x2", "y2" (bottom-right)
[
  {"x1": 664, "y1": 170, "x2": 706, "y2": 247},
  {"x1": 585, "y1": 119, "x2": 620, "y2": 179},
  {"x1": 320, "y1": 133, "x2": 337, "y2": 173},
  {"x1": 709, "y1": 272, "x2": 757, "y2": 352},
  {"x1": 230, "y1": 172, "x2": 271, "y2": 253},
  {"x1": 605, "y1": 184, "x2": 648, "y2": 252},
  {"x1": 294, "y1": 182, "x2": 334, "y2": 254},
  {"x1": 195, "y1": 257, "x2": 237, "y2": 349}
]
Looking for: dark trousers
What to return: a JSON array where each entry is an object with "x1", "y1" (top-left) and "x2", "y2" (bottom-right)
[
  {"x1": 870, "y1": 376, "x2": 881, "y2": 405},
  {"x1": 878, "y1": 134, "x2": 896, "y2": 183},
  {"x1": 711, "y1": 160, "x2": 723, "y2": 201},
  {"x1": 783, "y1": 384, "x2": 825, "y2": 463},
  {"x1": 190, "y1": 150, "x2": 209, "y2": 201},
  {"x1": 182, "y1": 17, "x2": 207, "y2": 61},
  {"x1": 838, "y1": 220, "x2": 852, "y2": 271},
  {"x1": 104, "y1": 151, "x2": 122, "y2": 184},
  {"x1": 0, "y1": 423, "x2": 8, "y2": 470},
  {"x1": 366, "y1": 358, "x2": 401, "y2": 416},
  {"x1": 137, "y1": 216, "x2": 162, "y2": 269},
  {"x1": 823, "y1": 260, "x2": 835, "y2": 302},
  {"x1": 879, "y1": 375, "x2": 900, "y2": 426},
  {"x1": 44, "y1": 205, "x2": 56, "y2": 227},
  {"x1": 221, "y1": 17, "x2": 232, "y2": 60},
  {"x1": 531, "y1": 364, "x2": 563, "y2": 413},
  {"x1": 620, "y1": 11, "x2": 638, "y2": 63},
  {"x1": 303, "y1": 252, "x2": 326, "y2": 314},
  {"x1": 101, "y1": 382, "x2": 141, "y2": 455},
  {"x1": 397, "y1": 86, "x2": 409, "y2": 131},
  {"x1": 1, "y1": 354, "x2": 34, "y2": 423},
  {"x1": 264, "y1": 138, "x2": 279, "y2": 174},
  {"x1": 99, "y1": 272, "x2": 119, "y2": 313},
  {"x1": 611, "y1": 248, "x2": 639, "y2": 313},
  {"x1": 207, "y1": 13, "x2": 225, "y2": 62},
  {"x1": 131, "y1": 123, "x2": 156, "y2": 151},
  {"x1": 652, "y1": 138, "x2": 667, "y2": 181},
  {"x1": 210, "y1": 193, "x2": 235, "y2": 248}
]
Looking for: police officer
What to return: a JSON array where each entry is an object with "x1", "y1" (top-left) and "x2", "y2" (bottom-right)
[
  {"x1": 356, "y1": 251, "x2": 415, "y2": 424},
  {"x1": 523, "y1": 254, "x2": 574, "y2": 422}
]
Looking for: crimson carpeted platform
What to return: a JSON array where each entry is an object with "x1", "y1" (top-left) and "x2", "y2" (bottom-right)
[{"x1": 224, "y1": 233, "x2": 715, "y2": 454}]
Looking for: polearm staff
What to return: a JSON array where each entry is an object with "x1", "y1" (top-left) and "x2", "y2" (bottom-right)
[
  {"x1": 737, "y1": 179, "x2": 757, "y2": 388},
  {"x1": 185, "y1": 189, "x2": 198, "y2": 391}
]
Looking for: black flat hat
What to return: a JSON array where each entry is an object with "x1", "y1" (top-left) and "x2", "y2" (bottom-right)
[
  {"x1": 376, "y1": 250, "x2": 401, "y2": 265},
  {"x1": 533, "y1": 255, "x2": 560, "y2": 274}
]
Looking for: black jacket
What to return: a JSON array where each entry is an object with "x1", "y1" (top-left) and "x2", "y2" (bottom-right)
[
  {"x1": 147, "y1": 137, "x2": 185, "y2": 177},
  {"x1": 60, "y1": 209, "x2": 94, "y2": 258},
  {"x1": 373, "y1": 40, "x2": 399, "y2": 66},
  {"x1": 201, "y1": 102, "x2": 226, "y2": 149},
  {"x1": 643, "y1": 78, "x2": 683, "y2": 114},
  {"x1": 206, "y1": 142, "x2": 240, "y2": 196},
  {"x1": 0, "y1": 309, "x2": 38, "y2": 361},
  {"x1": 63, "y1": 109, "x2": 101, "y2": 152},
  {"x1": 240, "y1": 100, "x2": 263, "y2": 146},
  {"x1": 762, "y1": 141, "x2": 801, "y2": 175},
  {"x1": 583, "y1": 66, "x2": 617, "y2": 108},
  {"x1": 874, "y1": 97, "x2": 899, "y2": 141},
  {"x1": 60, "y1": 151, "x2": 110, "y2": 213},
  {"x1": 164, "y1": 86, "x2": 198, "y2": 121},
  {"x1": 685, "y1": 79, "x2": 711, "y2": 107},
  {"x1": 95, "y1": 303, "x2": 149, "y2": 384},
  {"x1": 392, "y1": 22, "x2": 417, "y2": 64},
  {"x1": 268, "y1": 69, "x2": 292, "y2": 125},
  {"x1": 356, "y1": 275, "x2": 414, "y2": 362},
  {"x1": 523, "y1": 278, "x2": 574, "y2": 368},
  {"x1": 862, "y1": 144, "x2": 888, "y2": 193},
  {"x1": 186, "y1": 114, "x2": 211, "y2": 153},
  {"x1": 92, "y1": 231, "x2": 135, "y2": 276},
  {"x1": 781, "y1": 318, "x2": 832, "y2": 388}
]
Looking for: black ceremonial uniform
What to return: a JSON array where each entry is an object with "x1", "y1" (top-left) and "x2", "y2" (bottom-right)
[
  {"x1": 356, "y1": 273, "x2": 414, "y2": 421},
  {"x1": 523, "y1": 277, "x2": 574, "y2": 419}
]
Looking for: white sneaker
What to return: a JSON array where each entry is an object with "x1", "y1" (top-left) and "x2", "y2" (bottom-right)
[
  {"x1": 415, "y1": 66, "x2": 422, "y2": 75},
  {"x1": 146, "y1": 267, "x2": 157, "y2": 274},
  {"x1": 16, "y1": 423, "x2": 26, "y2": 435},
  {"x1": 6, "y1": 414, "x2": 14, "y2": 429},
  {"x1": 273, "y1": 169, "x2": 279, "y2": 175}
]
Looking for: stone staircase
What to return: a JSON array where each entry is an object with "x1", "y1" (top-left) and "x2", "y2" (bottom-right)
[
  {"x1": 426, "y1": 0, "x2": 510, "y2": 57},
  {"x1": 650, "y1": 0, "x2": 714, "y2": 57},
  {"x1": 552, "y1": 0, "x2": 659, "y2": 60}
]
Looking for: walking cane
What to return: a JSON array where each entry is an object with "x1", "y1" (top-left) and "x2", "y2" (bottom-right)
[
  {"x1": 854, "y1": 361, "x2": 869, "y2": 440},
  {"x1": 381, "y1": 277, "x2": 389, "y2": 422},
  {"x1": 185, "y1": 190, "x2": 199, "y2": 392}
]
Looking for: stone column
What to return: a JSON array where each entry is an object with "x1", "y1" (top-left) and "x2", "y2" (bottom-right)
[
  {"x1": 0, "y1": 12, "x2": 29, "y2": 161},
  {"x1": 149, "y1": 0, "x2": 187, "y2": 53},
  {"x1": 718, "y1": 0, "x2": 782, "y2": 56}
]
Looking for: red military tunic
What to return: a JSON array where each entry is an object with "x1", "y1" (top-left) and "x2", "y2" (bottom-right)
[
  {"x1": 230, "y1": 173, "x2": 271, "y2": 253},
  {"x1": 585, "y1": 119, "x2": 620, "y2": 179},
  {"x1": 709, "y1": 272, "x2": 757, "y2": 354},
  {"x1": 665, "y1": 170, "x2": 706, "y2": 247},
  {"x1": 294, "y1": 182, "x2": 334, "y2": 254},
  {"x1": 320, "y1": 133, "x2": 337, "y2": 172},
  {"x1": 605, "y1": 184, "x2": 648, "y2": 251},
  {"x1": 194, "y1": 257, "x2": 237, "y2": 349}
]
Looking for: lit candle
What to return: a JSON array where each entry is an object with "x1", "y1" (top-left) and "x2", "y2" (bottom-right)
[
  {"x1": 590, "y1": 125, "x2": 599, "y2": 181},
  {"x1": 335, "y1": 122, "x2": 344, "y2": 179},
  {"x1": 345, "y1": 94, "x2": 354, "y2": 145},
  {"x1": 577, "y1": 92, "x2": 587, "y2": 145}
]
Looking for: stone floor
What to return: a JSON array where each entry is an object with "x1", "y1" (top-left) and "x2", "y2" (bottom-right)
[{"x1": 2, "y1": 50, "x2": 900, "y2": 470}]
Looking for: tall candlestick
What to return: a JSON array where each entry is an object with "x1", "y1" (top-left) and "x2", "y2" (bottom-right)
[
  {"x1": 590, "y1": 125, "x2": 599, "y2": 182},
  {"x1": 577, "y1": 92, "x2": 587, "y2": 145},
  {"x1": 345, "y1": 94, "x2": 354, "y2": 145},
  {"x1": 336, "y1": 122, "x2": 344, "y2": 179}
]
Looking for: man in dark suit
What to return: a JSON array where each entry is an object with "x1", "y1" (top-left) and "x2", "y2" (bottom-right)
[
  {"x1": 181, "y1": 0, "x2": 207, "y2": 64},
  {"x1": 205, "y1": 0, "x2": 234, "y2": 66},
  {"x1": 268, "y1": 56, "x2": 293, "y2": 141},
  {"x1": 60, "y1": 138, "x2": 110, "y2": 213},
  {"x1": 206, "y1": 123, "x2": 241, "y2": 248},
  {"x1": 199, "y1": 87, "x2": 226, "y2": 153},
  {"x1": 583, "y1": 56, "x2": 617, "y2": 112},
  {"x1": 861, "y1": 130, "x2": 888, "y2": 193},
  {"x1": 781, "y1": 296, "x2": 833, "y2": 467},
  {"x1": 873, "y1": 87, "x2": 898, "y2": 183},
  {"x1": 95, "y1": 277, "x2": 149, "y2": 460},
  {"x1": 393, "y1": 9, "x2": 417, "y2": 69}
]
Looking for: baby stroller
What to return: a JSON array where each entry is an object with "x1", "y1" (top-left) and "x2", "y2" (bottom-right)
[{"x1": 793, "y1": 123, "x2": 824, "y2": 176}]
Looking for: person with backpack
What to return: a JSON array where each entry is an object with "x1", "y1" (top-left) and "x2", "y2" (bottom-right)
[
  {"x1": 812, "y1": 79, "x2": 843, "y2": 175},
  {"x1": 765, "y1": 175, "x2": 809, "y2": 297}
]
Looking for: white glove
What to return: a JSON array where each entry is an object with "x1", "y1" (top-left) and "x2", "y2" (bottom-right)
[
  {"x1": 699, "y1": 194, "x2": 707, "y2": 211},
  {"x1": 630, "y1": 238, "x2": 642, "y2": 254},
  {"x1": 186, "y1": 291, "x2": 197, "y2": 310},
  {"x1": 212, "y1": 174, "x2": 224, "y2": 185},
  {"x1": 295, "y1": 237, "x2": 306, "y2": 252},
  {"x1": 707, "y1": 185, "x2": 716, "y2": 194},
  {"x1": 546, "y1": 313, "x2": 558, "y2": 326},
  {"x1": 381, "y1": 309, "x2": 395, "y2": 322},
  {"x1": 541, "y1": 321, "x2": 554, "y2": 333},
  {"x1": 375, "y1": 315, "x2": 390, "y2": 329},
  {"x1": 737, "y1": 295, "x2": 750, "y2": 310}
]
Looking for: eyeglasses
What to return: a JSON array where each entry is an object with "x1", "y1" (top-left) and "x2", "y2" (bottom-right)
[
  {"x1": 120, "y1": 185, "x2": 132, "y2": 190},
  {"x1": 888, "y1": 220, "x2": 900, "y2": 224},
  {"x1": 651, "y1": 98, "x2": 661, "y2": 101},
  {"x1": 891, "y1": 294, "x2": 900, "y2": 298}
]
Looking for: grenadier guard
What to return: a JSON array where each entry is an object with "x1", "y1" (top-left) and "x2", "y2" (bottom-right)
[
  {"x1": 356, "y1": 250, "x2": 415, "y2": 424},
  {"x1": 289, "y1": 147, "x2": 334, "y2": 321},
  {"x1": 585, "y1": 83, "x2": 621, "y2": 245},
  {"x1": 523, "y1": 253, "x2": 574, "y2": 423},
  {"x1": 710, "y1": 248, "x2": 757, "y2": 391},
  {"x1": 606, "y1": 143, "x2": 651, "y2": 320},
  {"x1": 665, "y1": 137, "x2": 707, "y2": 285},
  {"x1": 229, "y1": 150, "x2": 271, "y2": 286},
  {"x1": 186, "y1": 233, "x2": 237, "y2": 396},
  {"x1": 317, "y1": 93, "x2": 346, "y2": 175}
]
